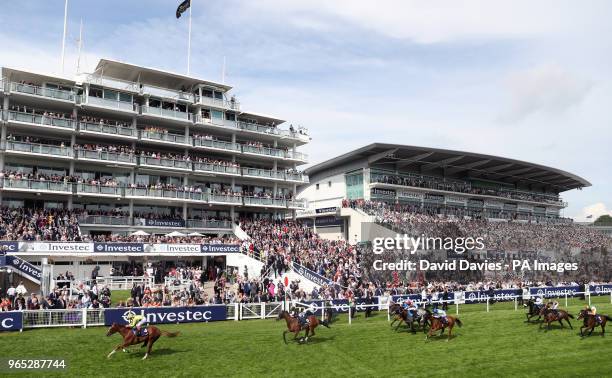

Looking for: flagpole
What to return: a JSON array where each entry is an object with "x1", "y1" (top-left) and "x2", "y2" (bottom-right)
[
  {"x1": 61, "y1": 0, "x2": 69, "y2": 73},
  {"x1": 187, "y1": 1, "x2": 192, "y2": 75},
  {"x1": 76, "y1": 18, "x2": 83, "y2": 74}
]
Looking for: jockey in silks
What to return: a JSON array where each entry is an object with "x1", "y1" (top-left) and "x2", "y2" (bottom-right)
[
  {"x1": 126, "y1": 312, "x2": 147, "y2": 337},
  {"x1": 547, "y1": 300, "x2": 560, "y2": 316},
  {"x1": 432, "y1": 308, "x2": 447, "y2": 326},
  {"x1": 402, "y1": 299, "x2": 418, "y2": 319},
  {"x1": 587, "y1": 305, "x2": 602, "y2": 324},
  {"x1": 534, "y1": 295, "x2": 544, "y2": 311},
  {"x1": 291, "y1": 306, "x2": 312, "y2": 327}
]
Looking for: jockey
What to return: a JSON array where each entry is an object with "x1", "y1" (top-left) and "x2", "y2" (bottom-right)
[
  {"x1": 406, "y1": 299, "x2": 418, "y2": 318},
  {"x1": 126, "y1": 312, "x2": 147, "y2": 337},
  {"x1": 547, "y1": 300, "x2": 559, "y2": 316},
  {"x1": 534, "y1": 296, "x2": 544, "y2": 310},
  {"x1": 588, "y1": 306, "x2": 602, "y2": 324},
  {"x1": 432, "y1": 308, "x2": 447, "y2": 325},
  {"x1": 291, "y1": 306, "x2": 312, "y2": 327}
]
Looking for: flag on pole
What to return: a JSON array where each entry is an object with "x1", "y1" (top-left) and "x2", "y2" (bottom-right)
[
  {"x1": 176, "y1": 0, "x2": 191, "y2": 18},
  {"x1": 586, "y1": 215, "x2": 593, "y2": 219}
]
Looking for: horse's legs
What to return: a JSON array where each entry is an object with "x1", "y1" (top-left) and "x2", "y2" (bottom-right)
[
  {"x1": 558, "y1": 319, "x2": 564, "y2": 328},
  {"x1": 143, "y1": 336, "x2": 158, "y2": 360},
  {"x1": 580, "y1": 325, "x2": 585, "y2": 337},
  {"x1": 283, "y1": 330, "x2": 288, "y2": 344},
  {"x1": 108, "y1": 341, "x2": 130, "y2": 359},
  {"x1": 566, "y1": 317, "x2": 573, "y2": 329},
  {"x1": 447, "y1": 325, "x2": 452, "y2": 342},
  {"x1": 601, "y1": 323, "x2": 605, "y2": 337}
]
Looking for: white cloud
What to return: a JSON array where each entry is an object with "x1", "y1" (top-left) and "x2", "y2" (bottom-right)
[
  {"x1": 574, "y1": 202, "x2": 612, "y2": 222},
  {"x1": 498, "y1": 64, "x2": 593, "y2": 123}
]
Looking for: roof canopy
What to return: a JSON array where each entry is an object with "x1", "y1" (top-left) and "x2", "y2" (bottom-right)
[
  {"x1": 306, "y1": 143, "x2": 590, "y2": 192},
  {"x1": 93, "y1": 59, "x2": 232, "y2": 92}
]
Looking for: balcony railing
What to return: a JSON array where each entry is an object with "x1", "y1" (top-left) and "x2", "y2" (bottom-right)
[
  {"x1": 209, "y1": 194, "x2": 242, "y2": 204},
  {"x1": 8, "y1": 110, "x2": 75, "y2": 130},
  {"x1": 139, "y1": 157, "x2": 192, "y2": 170},
  {"x1": 193, "y1": 138, "x2": 240, "y2": 152},
  {"x1": 9, "y1": 82, "x2": 75, "y2": 102},
  {"x1": 76, "y1": 183, "x2": 123, "y2": 196},
  {"x1": 288, "y1": 199, "x2": 307, "y2": 209},
  {"x1": 285, "y1": 172, "x2": 309, "y2": 183},
  {"x1": 78, "y1": 215, "x2": 131, "y2": 226},
  {"x1": 142, "y1": 85, "x2": 195, "y2": 103},
  {"x1": 125, "y1": 188, "x2": 207, "y2": 202},
  {"x1": 187, "y1": 219, "x2": 232, "y2": 229},
  {"x1": 197, "y1": 95, "x2": 225, "y2": 108},
  {"x1": 141, "y1": 106, "x2": 192, "y2": 121},
  {"x1": 242, "y1": 145, "x2": 285, "y2": 158},
  {"x1": 86, "y1": 96, "x2": 135, "y2": 112},
  {"x1": 241, "y1": 167, "x2": 285, "y2": 180},
  {"x1": 5, "y1": 141, "x2": 73, "y2": 158},
  {"x1": 287, "y1": 150, "x2": 309, "y2": 162},
  {"x1": 78, "y1": 121, "x2": 136, "y2": 138},
  {"x1": 75, "y1": 149, "x2": 136, "y2": 165},
  {"x1": 85, "y1": 75, "x2": 139, "y2": 92},
  {"x1": 243, "y1": 197, "x2": 287, "y2": 207},
  {"x1": 1, "y1": 178, "x2": 71, "y2": 193},
  {"x1": 193, "y1": 162, "x2": 240, "y2": 176},
  {"x1": 140, "y1": 130, "x2": 191, "y2": 145}
]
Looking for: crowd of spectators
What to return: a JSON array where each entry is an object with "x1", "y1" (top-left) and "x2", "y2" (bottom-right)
[
  {"x1": 371, "y1": 172, "x2": 563, "y2": 205},
  {"x1": 0, "y1": 207, "x2": 81, "y2": 241}
]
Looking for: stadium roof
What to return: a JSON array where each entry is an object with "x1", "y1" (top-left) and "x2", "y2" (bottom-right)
[
  {"x1": 306, "y1": 143, "x2": 590, "y2": 192},
  {"x1": 93, "y1": 59, "x2": 232, "y2": 92}
]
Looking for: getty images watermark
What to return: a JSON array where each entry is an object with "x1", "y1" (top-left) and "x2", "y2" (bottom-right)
[{"x1": 369, "y1": 233, "x2": 578, "y2": 273}]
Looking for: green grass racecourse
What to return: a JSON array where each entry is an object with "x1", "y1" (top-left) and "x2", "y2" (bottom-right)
[{"x1": 0, "y1": 296, "x2": 611, "y2": 378}]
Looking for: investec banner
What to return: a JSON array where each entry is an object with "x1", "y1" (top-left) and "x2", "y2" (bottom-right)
[
  {"x1": 200, "y1": 244, "x2": 240, "y2": 253},
  {"x1": 104, "y1": 305, "x2": 227, "y2": 326},
  {"x1": 0, "y1": 241, "x2": 19, "y2": 254},
  {"x1": 144, "y1": 219, "x2": 186, "y2": 228},
  {"x1": 589, "y1": 284, "x2": 612, "y2": 296},
  {"x1": 529, "y1": 286, "x2": 581, "y2": 298},
  {"x1": 152, "y1": 244, "x2": 201, "y2": 253},
  {"x1": 292, "y1": 262, "x2": 332, "y2": 286},
  {"x1": 94, "y1": 243, "x2": 145, "y2": 253},
  {"x1": 0, "y1": 312, "x2": 22, "y2": 332},
  {"x1": 21, "y1": 242, "x2": 91, "y2": 253},
  {"x1": 4, "y1": 255, "x2": 42, "y2": 281},
  {"x1": 300, "y1": 298, "x2": 379, "y2": 313},
  {"x1": 462, "y1": 289, "x2": 517, "y2": 304}
]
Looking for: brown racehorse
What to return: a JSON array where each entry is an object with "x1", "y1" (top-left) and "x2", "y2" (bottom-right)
[
  {"x1": 577, "y1": 309, "x2": 611, "y2": 337},
  {"x1": 389, "y1": 303, "x2": 403, "y2": 328},
  {"x1": 277, "y1": 310, "x2": 329, "y2": 344},
  {"x1": 106, "y1": 323, "x2": 179, "y2": 360},
  {"x1": 425, "y1": 313, "x2": 462, "y2": 341},
  {"x1": 538, "y1": 307, "x2": 573, "y2": 330}
]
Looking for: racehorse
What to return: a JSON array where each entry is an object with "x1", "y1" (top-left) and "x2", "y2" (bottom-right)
[
  {"x1": 106, "y1": 323, "x2": 179, "y2": 360},
  {"x1": 395, "y1": 307, "x2": 431, "y2": 333},
  {"x1": 424, "y1": 313, "x2": 462, "y2": 341},
  {"x1": 277, "y1": 310, "x2": 329, "y2": 344},
  {"x1": 577, "y1": 309, "x2": 610, "y2": 337},
  {"x1": 524, "y1": 299, "x2": 543, "y2": 323},
  {"x1": 538, "y1": 307, "x2": 573, "y2": 330},
  {"x1": 389, "y1": 303, "x2": 403, "y2": 328}
]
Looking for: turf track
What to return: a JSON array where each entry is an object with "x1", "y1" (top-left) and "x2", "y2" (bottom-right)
[{"x1": 0, "y1": 296, "x2": 611, "y2": 377}]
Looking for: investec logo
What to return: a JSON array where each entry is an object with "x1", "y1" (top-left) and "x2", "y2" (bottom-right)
[
  {"x1": 166, "y1": 245, "x2": 199, "y2": 253},
  {"x1": 95, "y1": 243, "x2": 144, "y2": 253},
  {"x1": 10, "y1": 256, "x2": 42, "y2": 279},
  {"x1": 123, "y1": 309, "x2": 214, "y2": 323},
  {"x1": 48, "y1": 243, "x2": 89, "y2": 252}
]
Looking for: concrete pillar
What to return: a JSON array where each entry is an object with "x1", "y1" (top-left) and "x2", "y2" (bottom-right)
[
  {"x1": 185, "y1": 125, "x2": 190, "y2": 139},
  {"x1": 230, "y1": 206, "x2": 235, "y2": 222},
  {"x1": 183, "y1": 202, "x2": 188, "y2": 221},
  {"x1": 129, "y1": 199, "x2": 134, "y2": 221},
  {"x1": 2, "y1": 97, "x2": 9, "y2": 118},
  {"x1": 67, "y1": 196, "x2": 73, "y2": 210}
]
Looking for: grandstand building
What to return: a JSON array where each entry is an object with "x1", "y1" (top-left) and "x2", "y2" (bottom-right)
[
  {"x1": 297, "y1": 143, "x2": 590, "y2": 242},
  {"x1": 0, "y1": 59, "x2": 309, "y2": 280}
]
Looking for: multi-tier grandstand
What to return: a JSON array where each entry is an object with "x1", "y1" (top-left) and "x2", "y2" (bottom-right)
[{"x1": 0, "y1": 59, "x2": 309, "y2": 288}]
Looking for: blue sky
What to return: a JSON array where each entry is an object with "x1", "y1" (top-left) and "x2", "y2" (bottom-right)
[{"x1": 1, "y1": 0, "x2": 611, "y2": 220}]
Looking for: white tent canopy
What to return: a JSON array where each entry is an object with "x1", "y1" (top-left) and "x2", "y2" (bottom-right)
[
  {"x1": 166, "y1": 231, "x2": 186, "y2": 237},
  {"x1": 130, "y1": 230, "x2": 150, "y2": 236},
  {"x1": 188, "y1": 232, "x2": 203, "y2": 236}
]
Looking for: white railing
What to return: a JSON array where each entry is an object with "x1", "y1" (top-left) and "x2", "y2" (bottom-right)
[
  {"x1": 193, "y1": 138, "x2": 240, "y2": 152},
  {"x1": 141, "y1": 106, "x2": 191, "y2": 121},
  {"x1": 79, "y1": 121, "x2": 136, "y2": 138},
  {"x1": 8, "y1": 110, "x2": 75, "y2": 129},
  {"x1": 1, "y1": 178, "x2": 71, "y2": 192},
  {"x1": 5, "y1": 141, "x2": 73, "y2": 158},
  {"x1": 140, "y1": 130, "x2": 191, "y2": 145},
  {"x1": 86, "y1": 96, "x2": 135, "y2": 112},
  {"x1": 139, "y1": 156, "x2": 192, "y2": 170},
  {"x1": 76, "y1": 149, "x2": 136, "y2": 164},
  {"x1": 10, "y1": 82, "x2": 75, "y2": 102},
  {"x1": 94, "y1": 276, "x2": 154, "y2": 290}
]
